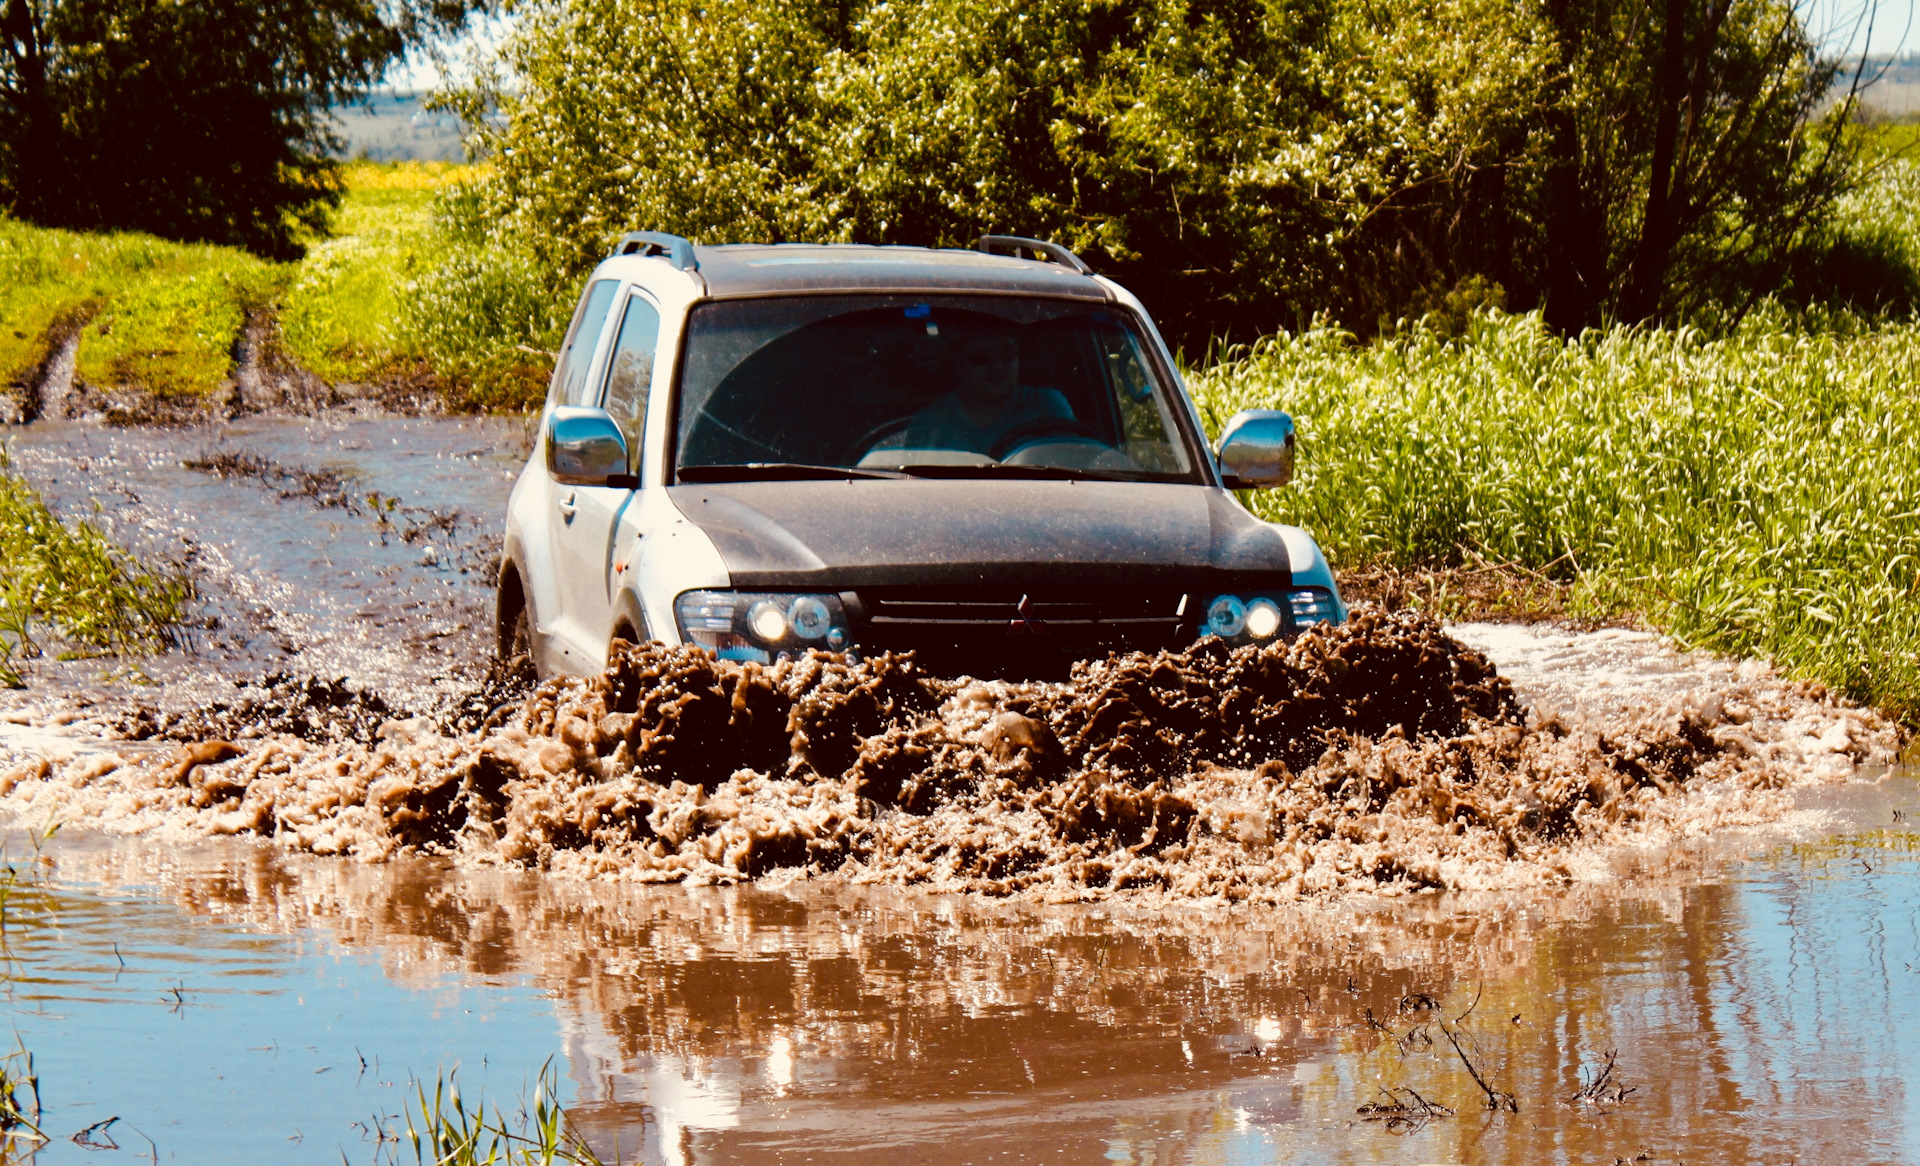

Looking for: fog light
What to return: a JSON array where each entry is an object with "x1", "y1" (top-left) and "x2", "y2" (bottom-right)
[
  {"x1": 748, "y1": 601, "x2": 789, "y2": 642},
  {"x1": 789, "y1": 596, "x2": 832, "y2": 640},
  {"x1": 825, "y1": 626, "x2": 850, "y2": 650},
  {"x1": 1206, "y1": 595, "x2": 1247, "y2": 638},
  {"x1": 1245, "y1": 598, "x2": 1282, "y2": 639}
]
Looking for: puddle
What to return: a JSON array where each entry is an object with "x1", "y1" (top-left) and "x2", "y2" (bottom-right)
[
  {"x1": 0, "y1": 415, "x2": 526, "y2": 712},
  {"x1": 5, "y1": 781, "x2": 1920, "y2": 1164}
]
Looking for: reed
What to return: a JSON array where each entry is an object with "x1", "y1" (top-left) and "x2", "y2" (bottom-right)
[
  {"x1": 0, "y1": 445, "x2": 193, "y2": 686},
  {"x1": 381, "y1": 1060, "x2": 604, "y2": 1166},
  {"x1": 1190, "y1": 301, "x2": 1920, "y2": 723}
]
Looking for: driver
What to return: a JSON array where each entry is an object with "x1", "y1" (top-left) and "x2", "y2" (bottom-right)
[{"x1": 901, "y1": 326, "x2": 1075, "y2": 457}]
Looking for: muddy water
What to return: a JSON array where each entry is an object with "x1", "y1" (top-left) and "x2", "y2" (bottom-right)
[
  {"x1": 6, "y1": 416, "x2": 1919, "y2": 1162},
  {"x1": 1, "y1": 415, "x2": 526, "y2": 710},
  {"x1": 7, "y1": 776, "x2": 1920, "y2": 1166}
]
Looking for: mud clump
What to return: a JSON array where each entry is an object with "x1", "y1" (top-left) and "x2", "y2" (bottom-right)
[{"x1": 3, "y1": 610, "x2": 1898, "y2": 902}]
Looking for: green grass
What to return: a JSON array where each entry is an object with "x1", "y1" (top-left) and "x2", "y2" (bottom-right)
[
  {"x1": 0, "y1": 216, "x2": 281, "y2": 400},
  {"x1": 276, "y1": 161, "x2": 465, "y2": 384},
  {"x1": 0, "y1": 445, "x2": 194, "y2": 686},
  {"x1": 1189, "y1": 304, "x2": 1920, "y2": 723},
  {"x1": 384, "y1": 1061, "x2": 603, "y2": 1166},
  {"x1": 2, "y1": 163, "x2": 526, "y2": 410}
]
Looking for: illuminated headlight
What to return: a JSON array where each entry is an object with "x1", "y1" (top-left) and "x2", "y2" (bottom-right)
[
  {"x1": 1202, "y1": 591, "x2": 1329, "y2": 644},
  {"x1": 675, "y1": 591, "x2": 853, "y2": 664},
  {"x1": 1288, "y1": 587, "x2": 1340, "y2": 627}
]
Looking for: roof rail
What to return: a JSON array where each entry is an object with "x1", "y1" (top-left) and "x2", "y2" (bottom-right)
[
  {"x1": 975, "y1": 234, "x2": 1093, "y2": 275},
  {"x1": 615, "y1": 230, "x2": 699, "y2": 271}
]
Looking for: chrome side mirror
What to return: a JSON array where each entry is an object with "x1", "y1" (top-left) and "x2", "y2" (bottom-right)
[
  {"x1": 1214, "y1": 409, "x2": 1296, "y2": 489},
  {"x1": 547, "y1": 406, "x2": 634, "y2": 486}
]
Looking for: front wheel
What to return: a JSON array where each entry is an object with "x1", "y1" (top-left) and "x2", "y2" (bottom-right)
[{"x1": 497, "y1": 573, "x2": 538, "y2": 684}]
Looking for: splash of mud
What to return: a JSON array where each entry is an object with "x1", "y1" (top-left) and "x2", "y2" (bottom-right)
[{"x1": 1, "y1": 611, "x2": 1899, "y2": 902}]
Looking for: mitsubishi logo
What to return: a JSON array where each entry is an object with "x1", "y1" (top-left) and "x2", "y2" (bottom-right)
[{"x1": 1007, "y1": 594, "x2": 1049, "y2": 636}]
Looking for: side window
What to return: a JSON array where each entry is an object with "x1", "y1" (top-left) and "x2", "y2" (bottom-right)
[
  {"x1": 601, "y1": 294, "x2": 661, "y2": 473},
  {"x1": 548, "y1": 279, "x2": 620, "y2": 408}
]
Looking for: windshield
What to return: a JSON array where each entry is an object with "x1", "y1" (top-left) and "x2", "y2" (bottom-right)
[{"x1": 673, "y1": 296, "x2": 1199, "y2": 482}]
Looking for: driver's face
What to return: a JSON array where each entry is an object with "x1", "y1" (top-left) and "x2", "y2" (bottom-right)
[{"x1": 954, "y1": 333, "x2": 1020, "y2": 415}]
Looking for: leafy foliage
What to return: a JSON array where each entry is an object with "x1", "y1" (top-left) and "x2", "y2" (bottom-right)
[{"x1": 436, "y1": 0, "x2": 1860, "y2": 351}]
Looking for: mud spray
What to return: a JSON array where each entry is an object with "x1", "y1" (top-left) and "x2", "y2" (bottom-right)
[{"x1": 0, "y1": 611, "x2": 1899, "y2": 902}]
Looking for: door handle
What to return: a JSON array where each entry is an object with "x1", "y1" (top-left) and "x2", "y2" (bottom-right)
[{"x1": 559, "y1": 489, "x2": 577, "y2": 521}]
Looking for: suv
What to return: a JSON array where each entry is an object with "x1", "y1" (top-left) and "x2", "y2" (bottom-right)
[{"x1": 498, "y1": 232, "x2": 1345, "y2": 681}]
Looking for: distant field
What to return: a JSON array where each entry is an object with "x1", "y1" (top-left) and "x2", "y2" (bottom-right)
[{"x1": 329, "y1": 91, "x2": 466, "y2": 163}]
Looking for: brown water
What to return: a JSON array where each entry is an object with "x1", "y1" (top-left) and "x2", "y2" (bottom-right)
[{"x1": 7, "y1": 773, "x2": 1920, "y2": 1165}]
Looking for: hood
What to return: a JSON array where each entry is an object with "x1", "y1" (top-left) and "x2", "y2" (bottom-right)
[{"x1": 666, "y1": 480, "x2": 1291, "y2": 590}]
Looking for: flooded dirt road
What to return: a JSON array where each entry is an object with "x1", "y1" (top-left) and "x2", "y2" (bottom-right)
[
  {"x1": 8, "y1": 792, "x2": 1920, "y2": 1165},
  {"x1": 3, "y1": 414, "x2": 1916, "y2": 1162},
  {"x1": 1, "y1": 415, "x2": 526, "y2": 714}
]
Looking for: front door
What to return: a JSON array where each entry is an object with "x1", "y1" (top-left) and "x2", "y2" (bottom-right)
[{"x1": 549, "y1": 289, "x2": 661, "y2": 666}]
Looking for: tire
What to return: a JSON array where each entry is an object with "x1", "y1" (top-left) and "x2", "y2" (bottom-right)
[{"x1": 497, "y1": 570, "x2": 538, "y2": 684}]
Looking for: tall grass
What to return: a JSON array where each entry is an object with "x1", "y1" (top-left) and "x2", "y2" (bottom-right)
[
  {"x1": 0, "y1": 445, "x2": 194, "y2": 686},
  {"x1": 1189, "y1": 304, "x2": 1920, "y2": 722}
]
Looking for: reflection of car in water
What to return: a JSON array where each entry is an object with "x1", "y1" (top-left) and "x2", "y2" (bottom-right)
[{"x1": 498, "y1": 232, "x2": 1345, "y2": 681}]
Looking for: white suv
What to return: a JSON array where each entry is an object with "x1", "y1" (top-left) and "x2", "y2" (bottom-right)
[{"x1": 498, "y1": 233, "x2": 1344, "y2": 681}]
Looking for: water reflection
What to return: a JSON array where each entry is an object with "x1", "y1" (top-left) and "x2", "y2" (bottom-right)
[{"x1": 12, "y1": 791, "x2": 1919, "y2": 1165}]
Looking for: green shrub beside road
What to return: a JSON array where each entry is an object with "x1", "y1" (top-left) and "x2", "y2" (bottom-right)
[{"x1": 1190, "y1": 305, "x2": 1920, "y2": 721}]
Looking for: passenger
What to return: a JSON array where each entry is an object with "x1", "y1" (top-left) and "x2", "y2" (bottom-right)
[{"x1": 902, "y1": 327, "x2": 1075, "y2": 457}]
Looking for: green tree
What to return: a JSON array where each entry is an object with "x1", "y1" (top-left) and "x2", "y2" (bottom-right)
[
  {"x1": 1537, "y1": 0, "x2": 1858, "y2": 330},
  {"x1": 439, "y1": 0, "x2": 1864, "y2": 350},
  {"x1": 1, "y1": 0, "x2": 487, "y2": 259}
]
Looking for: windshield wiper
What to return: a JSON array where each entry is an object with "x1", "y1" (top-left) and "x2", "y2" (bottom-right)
[
  {"x1": 676, "y1": 462, "x2": 908, "y2": 483},
  {"x1": 890, "y1": 463, "x2": 1138, "y2": 483}
]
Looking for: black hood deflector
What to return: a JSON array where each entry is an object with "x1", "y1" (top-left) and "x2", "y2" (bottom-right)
[{"x1": 667, "y1": 480, "x2": 1291, "y2": 590}]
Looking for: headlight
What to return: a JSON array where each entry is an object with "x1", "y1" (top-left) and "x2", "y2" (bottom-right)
[
  {"x1": 1206, "y1": 594, "x2": 1247, "y2": 638},
  {"x1": 1202, "y1": 591, "x2": 1327, "y2": 643},
  {"x1": 675, "y1": 591, "x2": 853, "y2": 664}
]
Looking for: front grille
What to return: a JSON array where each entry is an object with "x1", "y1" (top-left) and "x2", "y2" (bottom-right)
[{"x1": 850, "y1": 586, "x2": 1190, "y2": 678}]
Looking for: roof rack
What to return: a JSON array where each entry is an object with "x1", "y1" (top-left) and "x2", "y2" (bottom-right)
[
  {"x1": 975, "y1": 234, "x2": 1093, "y2": 275},
  {"x1": 614, "y1": 230, "x2": 699, "y2": 271}
]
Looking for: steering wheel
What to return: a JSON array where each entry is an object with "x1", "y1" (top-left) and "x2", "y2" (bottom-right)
[
  {"x1": 847, "y1": 416, "x2": 911, "y2": 463},
  {"x1": 990, "y1": 415, "x2": 1102, "y2": 460}
]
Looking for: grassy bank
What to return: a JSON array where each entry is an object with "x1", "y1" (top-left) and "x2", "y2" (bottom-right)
[
  {"x1": 0, "y1": 448, "x2": 193, "y2": 687},
  {"x1": 0, "y1": 217, "x2": 280, "y2": 401},
  {"x1": 275, "y1": 161, "x2": 465, "y2": 385},
  {"x1": 1189, "y1": 306, "x2": 1920, "y2": 723},
  {"x1": 2, "y1": 162, "x2": 501, "y2": 414}
]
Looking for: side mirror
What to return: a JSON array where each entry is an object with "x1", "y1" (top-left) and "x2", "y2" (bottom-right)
[
  {"x1": 547, "y1": 406, "x2": 635, "y2": 487},
  {"x1": 1214, "y1": 409, "x2": 1296, "y2": 489}
]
